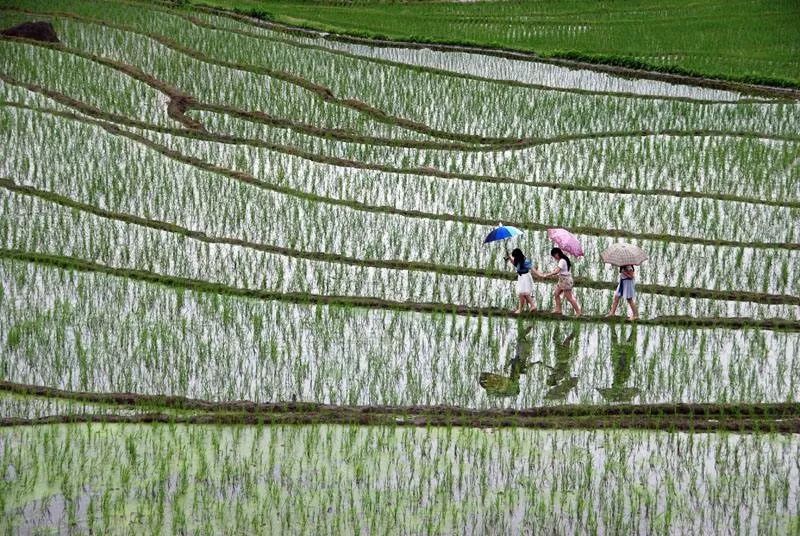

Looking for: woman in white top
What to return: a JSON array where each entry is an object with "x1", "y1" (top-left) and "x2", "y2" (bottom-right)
[{"x1": 534, "y1": 247, "x2": 582, "y2": 316}]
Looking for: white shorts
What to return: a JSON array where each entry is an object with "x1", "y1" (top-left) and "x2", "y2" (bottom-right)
[{"x1": 516, "y1": 273, "x2": 533, "y2": 295}]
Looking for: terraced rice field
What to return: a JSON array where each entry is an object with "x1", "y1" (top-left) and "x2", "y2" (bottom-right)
[{"x1": 0, "y1": 0, "x2": 798, "y2": 533}]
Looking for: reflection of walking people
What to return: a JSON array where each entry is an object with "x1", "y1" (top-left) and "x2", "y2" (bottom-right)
[
  {"x1": 506, "y1": 248, "x2": 536, "y2": 314},
  {"x1": 597, "y1": 326, "x2": 640, "y2": 402},
  {"x1": 544, "y1": 326, "x2": 579, "y2": 400},
  {"x1": 535, "y1": 248, "x2": 582, "y2": 316},
  {"x1": 606, "y1": 265, "x2": 639, "y2": 320},
  {"x1": 478, "y1": 324, "x2": 535, "y2": 397}
]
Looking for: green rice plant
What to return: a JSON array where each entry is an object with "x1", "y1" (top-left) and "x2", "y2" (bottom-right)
[
  {"x1": 0, "y1": 258, "x2": 797, "y2": 408},
  {"x1": 0, "y1": 4, "x2": 797, "y2": 531}
]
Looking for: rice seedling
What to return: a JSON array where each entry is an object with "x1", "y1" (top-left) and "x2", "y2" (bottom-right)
[
  {"x1": 0, "y1": 424, "x2": 798, "y2": 534},
  {"x1": 0, "y1": 258, "x2": 797, "y2": 408},
  {"x1": 0, "y1": 1, "x2": 797, "y2": 531}
]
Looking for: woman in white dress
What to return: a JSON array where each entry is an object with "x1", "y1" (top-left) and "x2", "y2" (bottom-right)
[
  {"x1": 506, "y1": 248, "x2": 536, "y2": 314},
  {"x1": 535, "y1": 247, "x2": 582, "y2": 316}
]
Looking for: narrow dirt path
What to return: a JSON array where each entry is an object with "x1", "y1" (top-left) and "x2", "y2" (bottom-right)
[
  {"x1": 1, "y1": 248, "x2": 798, "y2": 331},
  {"x1": 3, "y1": 177, "x2": 795, "y2": 305},
  {"x1": 1, "y1": 381, "x2": 798, "y2": 432}
]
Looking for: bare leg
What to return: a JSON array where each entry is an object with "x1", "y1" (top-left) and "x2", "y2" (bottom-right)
[
  {"x1": 606, "y1": 294, "x2": 620, "y2": 317},
  {"x1": 514, "y1": 295, "x2": 524, "y2": 314},
  {"x1": 626, "y1": 298, "x2": 639, "y2": 320},
  {"x1": 564, "y1": 291, "x2": 582, "y2": 316},
  {"x1": 519, "y1": 294, "x2": 532, "y2": 310},
  {"x1": 524, "y1": 294, "x2": 537, "y2": 311},
  {"x1": 552, "y1": 288, "x2": 563, "y2": 314}
]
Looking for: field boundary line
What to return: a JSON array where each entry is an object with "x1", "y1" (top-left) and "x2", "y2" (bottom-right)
[
  {"x1": 3, "y1": 380, "x2": 797, "y2": 418},
  {"x1": 0, "y1": 34, "x2": 204, "y2": 130},
  {"x1": 2, "y1": 79, "x2": 797, "y2": 210},
  {"x1": 1, "y1": 177, "x2": 796, "y2": 306},
  {"x1": 3, "y1": 177, "x2": 794, "y2": 304},
  {"x1": 4, "y1": 102, "x2": 798, "y2": 250},
  {"x1": 1, "y1": 408, "x2": 798, "y2": 433},
  {"x1": 4, "y1": 21, "x2": 800, "y2": 153},
  {"x1": 1, "y1": 249, "x2": 798, "y2": 332},
  {"x1": 129, "y1": 0, "x2": 786, "y2": 106},
  {"x1": 0, "y1": 10, "x2": 513, "y2": 147},
  {"x1": 1, "y1": 8, "x2": 490, "y2": 151},
  {"x1": 2, "y1": 381, "x2": 799, "y2": 433}
]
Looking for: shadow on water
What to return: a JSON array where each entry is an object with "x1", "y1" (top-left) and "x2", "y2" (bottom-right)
[{"x1": 597, "y1": 325, "x2": 640, "y2": 403}]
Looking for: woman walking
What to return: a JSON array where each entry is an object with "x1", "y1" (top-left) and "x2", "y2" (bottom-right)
[
  {"x1": 506, "y1": 248, "x2": 536, "y2": 314},
  {"x1": 606, "y1": 265, "x2": 639, "y2": 320},
  {"x1": 535, "y1": 247, "x2": 582, "y2": 316}
]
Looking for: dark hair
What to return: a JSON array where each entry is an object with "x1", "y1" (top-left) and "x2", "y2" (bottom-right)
[
  {"x1": 550, "y1": 247, "x2": 571, "y2": 271},
  {"x1": 511, "y1": 248, "x2": 525, "y2": 265}
]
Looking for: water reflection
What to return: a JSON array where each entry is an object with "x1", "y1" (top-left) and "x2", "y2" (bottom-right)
[
  {"x1": 544, "y1": 326, "x2": 579, "y2": 400},
  {"x1": 597, "y1": 326, "x2": 640, "y2": 403},
  {"x1": 478, "y1": 325, "x2": 535, "y2": 397},
  {"x1": 478, "y1": 322, "x2": 641, "y2": 404},
  {"x1": 479, "y1": 323, "x2": 581, "y2": 400}
]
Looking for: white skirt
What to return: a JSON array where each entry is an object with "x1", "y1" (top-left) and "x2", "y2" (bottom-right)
[{"x1": 516, "y1": 273, "x2": 534, "y2": 295}]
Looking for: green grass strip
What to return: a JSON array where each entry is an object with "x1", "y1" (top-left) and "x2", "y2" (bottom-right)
[
  {"x1": 2, "y1": 177, "x2": 796, "y2": 306},
  {"x1": 3, "y1": 102, "x2": 797, "y2": 251},
  {"x1": 135, "y1": 0, "x2": 786, "y2": 106},
  {"x1": 3, "y1": 76, "x2": 797, "y2": 211},
  {"x1": 1, "y1": 248, "x2": 798, "y2": 332}
]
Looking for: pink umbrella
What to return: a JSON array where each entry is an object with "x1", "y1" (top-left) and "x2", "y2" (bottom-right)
[{"x1": 547, "y1": 228, "x2": 584, "y2": 257}]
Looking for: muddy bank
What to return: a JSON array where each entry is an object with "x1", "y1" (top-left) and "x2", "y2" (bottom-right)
[
  {"x1": 1, "y1": 20, "x2": 58, "y2": 42},
  {"x1": 0, "y1": 381, "x2": 800, "y2": 427},
  {"x1": 2, "y1": 411, "x2": 798, "y2": 433}
]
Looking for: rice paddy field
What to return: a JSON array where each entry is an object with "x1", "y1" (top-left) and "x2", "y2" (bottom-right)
[
  {"x1": 0, "y1": 0, "x2": 798, "y2": 533},
  {"x1": 202, "y1": 0, "x2": 800, "y2": 88}
]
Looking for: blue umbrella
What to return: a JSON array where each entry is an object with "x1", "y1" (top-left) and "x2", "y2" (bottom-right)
[{"x1": 484, "y1": 224, "x2": 524, "y2": 244}]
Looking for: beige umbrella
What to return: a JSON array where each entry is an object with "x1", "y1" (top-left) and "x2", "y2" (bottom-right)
[{"x1": 600, "y1": 243, "x2": 648, "y2": 266}]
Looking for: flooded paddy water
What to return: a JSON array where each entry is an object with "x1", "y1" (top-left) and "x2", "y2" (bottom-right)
[
  {"x1": 0, "y1": 259, "x2": 798, "y2": 409},
  {"x1": 0, "y1": 0, "x2": 798, "y2": 532},
  {"x1": 1, "y1": 424, "x2": 798, "y2": 534}
]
